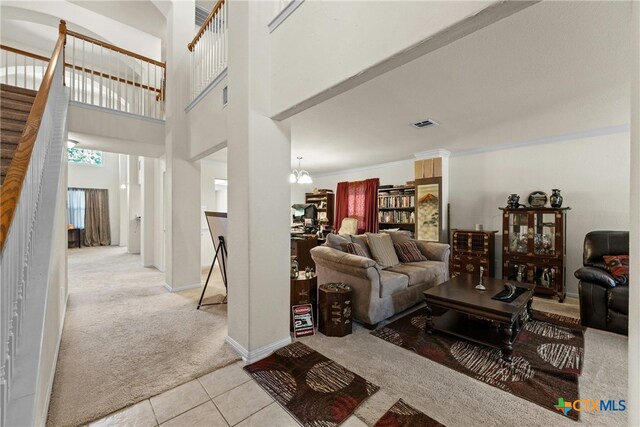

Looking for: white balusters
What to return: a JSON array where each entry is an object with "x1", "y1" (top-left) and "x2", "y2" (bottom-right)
[
  {"x1": 60, "y1": 34, "x2": 164, "y2": 119},
  {"x1": 189, "y1": 0, "x2": 228, "y2": 103}
]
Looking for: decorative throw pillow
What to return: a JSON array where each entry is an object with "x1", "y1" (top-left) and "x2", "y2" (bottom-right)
[
  {"x1": 350, "y1": 234, "x2": 373, "y2": 259},
  {"x1": 603, "y1": 255, "x2": 629, "y2": 285},
  {"x1": 382, "y1": 230, "x2": 412, "y2": 245},
  {"x1": 366, "y1": 233, "x2": 400, "y2": 268},
  {"x1": 346, "y1": 242, "x2": 369, "y2": 258},
  {"x1": 394, "y1": 241, "x2": 427, "y2": 263},
  {"x1": 325, "y1": 233, "x2": 351, "y2": 252}
]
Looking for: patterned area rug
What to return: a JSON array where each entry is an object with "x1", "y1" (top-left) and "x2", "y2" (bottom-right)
[
  {"x1": 372, "y1": 309, "x2": 585, "y2": 421},
  {"x1": 374, "y1": 399, "x2": 445, "y2": 427},
  {"x1": 244, "y1": 342, "x2": 379, "y2": 427}
]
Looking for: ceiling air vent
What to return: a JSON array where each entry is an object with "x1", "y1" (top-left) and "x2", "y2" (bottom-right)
[{"x1": 411, "y1": 119, "x2": 438, "y2": 129}]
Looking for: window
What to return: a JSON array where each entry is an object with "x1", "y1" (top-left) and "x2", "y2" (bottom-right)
[
  {"x1": 68, "y1": 188, "x2": 85, "y2": 229},
  {"x1": 67, "y1": 148, "x2": 103, "y2": 166}
]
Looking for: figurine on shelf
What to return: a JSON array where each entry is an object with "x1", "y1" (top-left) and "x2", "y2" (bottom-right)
[
  {"x1": 291, "y1": 256, "x2": 299, "y2": 279},
  {"x1": 475, "y1": 266, "x2": 486, "y2": 291},
  {"x1": 507, "y1": 194, "x2": 521, "y2": 208}
]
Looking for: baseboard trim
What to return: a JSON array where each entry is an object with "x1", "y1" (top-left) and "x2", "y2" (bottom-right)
[
  {"x1": 225, "y1": 335, "x2": 292, "y2": 364},
  {"x1": 40, "y1": 291, "x2": 69, "y2": 426},
  {"x1": 163, "y1": 283, "x2": 201, "y2": 292}
]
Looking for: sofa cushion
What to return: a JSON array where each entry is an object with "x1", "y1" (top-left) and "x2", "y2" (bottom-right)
[
  {"x1": 382, "y1": 230, "x2": 412, "y2": 245},
  {"x1": 350, "y1": 234, "x2": 373, "y2": 259},
  {"x1": 385, "y1": 264, "x2": 430, "y2": 286},
  {"x1": 326, "y1": 233, "x2": 351, "y2": 252},
  {"x1": 608, "y1": 285, "x2": 629, "y2": 314},
  {"x1": 405, "y1": 260, "x2": 448, "y2": 285},
  {"x1": 379, "y1": 270, "x2": 409, "y2": 298},
  {"x1": 394, "y1": 241, "x2": 427, "y2": 263},
  {"x1": 367, "y1": 233, "x2": 400, "y2": 268},
  {"x1": 346, "y1": 242, "x2": 368, "y2": 258}
]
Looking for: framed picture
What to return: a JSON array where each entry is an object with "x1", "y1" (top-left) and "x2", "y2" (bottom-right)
[{"x1": 415, "y1": 177, "x2": 442, "y2": 242}]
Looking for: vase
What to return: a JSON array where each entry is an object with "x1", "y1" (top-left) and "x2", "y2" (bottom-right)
[
  {"x1": 507, "y1": 194, "x2": 520, "y2": 208},
  {"x1": 550, "y1": 189, "x2": 563, "y2": 208}
]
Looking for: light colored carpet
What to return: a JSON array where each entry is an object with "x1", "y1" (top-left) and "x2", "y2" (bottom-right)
[
  {"x1": 46, "y1": 246, "x2": 239, "y2": 427},
  {"x1": 303, "y1": 297, "x2": 628, "y2": 427}
]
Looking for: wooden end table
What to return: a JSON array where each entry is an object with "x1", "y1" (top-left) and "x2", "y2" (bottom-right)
[{"x1": 423, "y1": 275, "x2": 535, "y2": 362}]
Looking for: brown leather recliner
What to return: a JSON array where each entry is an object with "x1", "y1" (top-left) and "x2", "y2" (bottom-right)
[{"x1": 575, "y1": 231, "x2": 629, "y2": 335}]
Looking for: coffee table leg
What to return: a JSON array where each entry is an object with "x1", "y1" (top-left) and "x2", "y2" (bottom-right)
[
  {"x1": 500, "y1": 322, "x2": 513, "y2": 363},
  {"x1": 526, "y1": 298, "x2": 533, "y2": 321},
  {"x1": 424, "y1": 302, "x2": 434, "y2": 334}
]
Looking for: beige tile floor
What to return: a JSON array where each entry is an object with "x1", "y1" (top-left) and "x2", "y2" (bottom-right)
[{"x1": 88, "y1": 360, "x2": 367, "y2": 427}]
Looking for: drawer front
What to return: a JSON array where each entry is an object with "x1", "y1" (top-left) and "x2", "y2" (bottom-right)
[{"x1": 453, "y1": 256, "x2": 489, "y2": 276}]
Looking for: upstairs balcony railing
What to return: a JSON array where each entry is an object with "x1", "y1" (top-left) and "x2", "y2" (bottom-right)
[
  {"x1": 188, "y1": 0, "x2": 227, "y2": 103},
  {"x1": 0, "y1": 23, "x2": 165, "y2": 120},
  {"x1": 65, "y1": 29, "x2": 165, "y2": 119}
]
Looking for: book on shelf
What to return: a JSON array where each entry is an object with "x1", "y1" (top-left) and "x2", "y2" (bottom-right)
[
  {"x1": 378, "y1": 210, "x2": 415, "y2": 224},
  {"x1": 378, "y1": 195, "x2": 414, "y2": 208}
]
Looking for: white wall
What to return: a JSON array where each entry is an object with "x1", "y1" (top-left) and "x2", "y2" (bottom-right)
[
  {"x1": 200, "y1": 160, "x2": 227, "y2": 267},
  {"x1": 68, "y1": 104, "x2": 165, "y2": 158},
  {"x1": 303, "y1": 131, "x2": 630, "y2": 296},
  {"x1": 449, "y1": 132, "x2": 629, "y2": 296},
  {"x1": 187, "y1": 76, "x2": 228, "y2": 160},
  {"x1": 67, "y1": 150, "x2": 121, "y2": 245}
]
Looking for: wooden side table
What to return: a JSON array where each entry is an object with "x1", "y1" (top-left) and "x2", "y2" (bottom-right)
[
  {"x1": 68, "y1": 228, "x2": 82, "y2": 248},
  {"x1": 290, "y1": 276, "x2": 317, "y2": 332},
  {"x1": 318, "y1": 283, "x2": 352, "y2": 337}
]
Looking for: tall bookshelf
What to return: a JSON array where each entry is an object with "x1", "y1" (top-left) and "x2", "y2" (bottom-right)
[
  {"x1": 378, "y1": 185, "x2": 415, "y2": 233},
  {"x1": 305, "y1": 191, "x2": 335, "y2": 227}
]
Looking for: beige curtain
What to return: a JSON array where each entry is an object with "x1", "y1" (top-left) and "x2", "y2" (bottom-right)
[{"x1": 84, "y1": 189, "x2": 111, "y2": 246}]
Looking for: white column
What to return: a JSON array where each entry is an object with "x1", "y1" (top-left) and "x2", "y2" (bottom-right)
[
  {"x1": 141, "y1": 157, "x2": 155, "y2": 267},
  {"x1": 226, "y1": 0, "x2": 291, "y2": 362},
  {"x1": 118, "y1": 154, "x2": 129, "y2": 247},
  {"x1": 127, "y1": 156, "x2": 141, "y2": 254},
  {"x1": 164, "y1": 0, "x2": 202, "y2": 291},
  {"x1": 628, "y1": 1, "x2": 639, "y2": 424}
]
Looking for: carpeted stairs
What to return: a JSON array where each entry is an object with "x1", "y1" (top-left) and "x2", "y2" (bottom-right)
[{"x1": 1, "y1": 84, "x2": 37, "y2": 185}]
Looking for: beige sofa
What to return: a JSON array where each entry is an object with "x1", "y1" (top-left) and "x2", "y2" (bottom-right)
[{"x1": 310, "y1": 238, "x2": 450, "y2": 327}]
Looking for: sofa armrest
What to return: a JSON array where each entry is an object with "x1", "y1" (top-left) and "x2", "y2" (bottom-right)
[
  {"x1": 574, "y1": 266, "x2": 617, "y2": 288},
  {"x1": 310, "y1": 246, "x2": 379, "y2": 280},
  {"x1": 415, "y1": 241, "x2": 450, "y2": 263}
]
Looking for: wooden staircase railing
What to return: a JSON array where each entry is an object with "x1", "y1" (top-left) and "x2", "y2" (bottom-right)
[{"x1": 0, "y1": 21, "x2": 67, "y2": 251}]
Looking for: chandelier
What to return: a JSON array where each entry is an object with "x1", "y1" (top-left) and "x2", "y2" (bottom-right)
[{"x1": 289, "y1": 156, "x2": 312, "y2": 184}]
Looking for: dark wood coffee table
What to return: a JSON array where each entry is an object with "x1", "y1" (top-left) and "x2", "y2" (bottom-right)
[{"x1": 423, "y1": 275, "x2": 535, "y2": 362}]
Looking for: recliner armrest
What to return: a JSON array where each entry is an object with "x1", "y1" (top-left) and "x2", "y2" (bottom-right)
[{"x1": 574, "y1": 266, "x2": 617, "y2": 288}]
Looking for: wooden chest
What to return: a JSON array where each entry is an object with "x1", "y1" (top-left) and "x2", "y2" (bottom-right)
[
  {"x1": 318, "y1": 283, "x2": 352, "y2": 337},
  {"x1": 451, "y1": 229, "x2": 497, "y2": 278}
]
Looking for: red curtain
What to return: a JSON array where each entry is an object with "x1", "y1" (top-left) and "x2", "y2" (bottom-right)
[
  {"x1": 335, "y1": 181, "x2": 350, "y2": 233},
  {"x1": 335, "y1": 178, "x2": 379, "y2": 234},
  {"x1": 363, "y1": 178, "x2": 379, "y2": 233}
]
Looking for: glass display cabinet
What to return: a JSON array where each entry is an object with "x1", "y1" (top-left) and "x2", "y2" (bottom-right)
[{"x1": 500, "y1": 207, "x2": 570, "y2": 302}]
